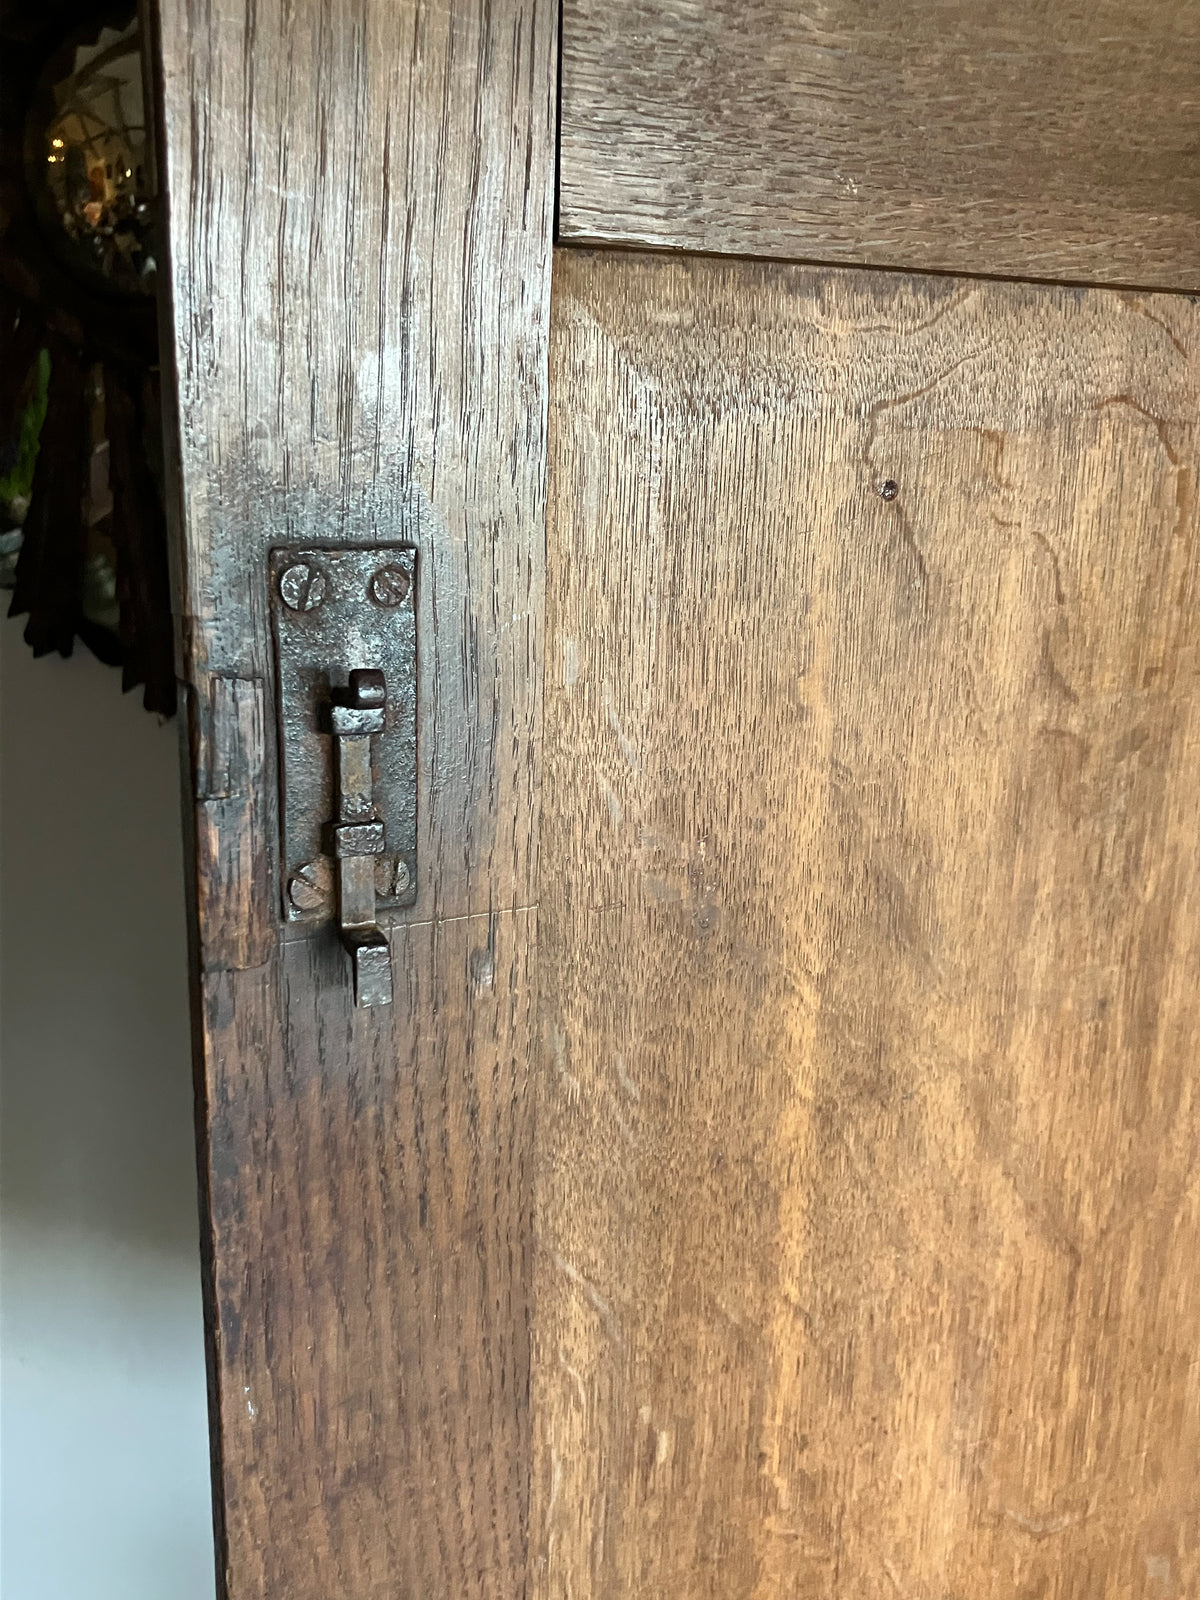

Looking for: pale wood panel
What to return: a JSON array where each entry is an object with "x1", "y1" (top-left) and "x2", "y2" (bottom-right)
[
  {"x1": 559, "y1": 0, "x2": 1200, "y2": 290},
  {"x1": 536, "y1": 249, "x2": 1200, "y2": 1599},
  {"x1": 150, "y1": 0, "x2": 555, "y2": 1593}
]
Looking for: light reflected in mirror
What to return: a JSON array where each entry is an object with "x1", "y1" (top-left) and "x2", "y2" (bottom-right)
[{"x1": 34, "y1": 15, "x2": 155, "y2": 296}]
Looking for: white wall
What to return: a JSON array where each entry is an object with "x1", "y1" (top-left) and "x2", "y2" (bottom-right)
[{"x1": 1, "y1": 618, "x2": 215, "y2": 1599}]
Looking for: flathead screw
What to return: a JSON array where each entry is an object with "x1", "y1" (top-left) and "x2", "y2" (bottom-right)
[
  {"x1": 279, "y1": 562, "x2": 328, "y2": 611},
  {"x1": 288, "y1": 860, "x2": 330, "y2": 914},
  {"x1": 368, "y1": 564, "x2": 411, "y2": 607},
  {"x1": 375, "y1": 855, "x2": 412, "y2": 898}
]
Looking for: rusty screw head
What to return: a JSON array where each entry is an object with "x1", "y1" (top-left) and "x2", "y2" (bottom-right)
[
  {"x1": 375, "y1": 855, "x2": 412, "y2": 899},
  {"x1": 368, "y1": 564, "x2": 411, "y2": 608},
  {"x1": 288, "y1": 859, "x2": 330, "y2": 914},
  {"x1": 279, "y1": 561, "x2": 328, "y2": 611}
]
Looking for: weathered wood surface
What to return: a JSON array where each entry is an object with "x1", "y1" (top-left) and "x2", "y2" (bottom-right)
[
  {"x1": 536, "y1": 248, "x2": 1200, "y2": 1598},
  {"x1": 558, "y1": 0, "x2": 1200, "y2": 290},
  {"x1": 152, "y1": 0, "x2": 556, "y2": 1591}
]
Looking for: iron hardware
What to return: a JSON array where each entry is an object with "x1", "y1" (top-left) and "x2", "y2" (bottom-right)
[
  {"x1": 329, "y1": 668, "x2": 392, "y2": 1007},
  {"x1": 269, "y1": 545, "x2": 418, "y2": 1006}
]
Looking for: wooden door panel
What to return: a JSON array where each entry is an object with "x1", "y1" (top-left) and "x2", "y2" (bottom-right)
[
  {"x1": 537, "y1": 248, "x2": 1200, "y2": 1597},
  {"x1": 152, "y1": 0, "x2": 555, "y2": 1594},
  {"x1": 558, "y1": 0, "x2": 1200, "y2": 290}
]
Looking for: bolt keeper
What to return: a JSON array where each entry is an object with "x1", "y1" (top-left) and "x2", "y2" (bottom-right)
[{"x1": 330, "y1": 820, "x2": 386, "y2": 857}]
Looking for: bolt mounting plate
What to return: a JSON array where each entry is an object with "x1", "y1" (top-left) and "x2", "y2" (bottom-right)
[{"x1": 269, "y1": 545, "x2": 418, "y2": 925}]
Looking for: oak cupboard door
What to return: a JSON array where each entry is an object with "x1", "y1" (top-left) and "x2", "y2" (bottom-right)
[{"x1": 147, "y1": 0, "x2": 1200, "y2": 1594}]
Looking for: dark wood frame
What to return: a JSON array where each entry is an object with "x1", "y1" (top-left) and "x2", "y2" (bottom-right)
[{"x1": 149, "y1": 0, "x2": 557, "y2": 1591}]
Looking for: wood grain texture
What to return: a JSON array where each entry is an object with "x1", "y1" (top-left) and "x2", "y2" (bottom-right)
[
  {"x1": 151, "y1": 0, "x2": 555, "y2": 1591},
  {"x1": 558, "y1": 0, "x2": 1200, "y2": 290},
  {"x1": 536, "y1": 248, "x2": 1200, "y2": 1598},
  {"x1": 206, "y1": 914, "x2": 535, "y2": 1595}
]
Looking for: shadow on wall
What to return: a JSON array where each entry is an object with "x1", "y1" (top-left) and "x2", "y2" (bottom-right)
[{"x1": 0, "y1": 619, "x2": 215, "y2": 1600}]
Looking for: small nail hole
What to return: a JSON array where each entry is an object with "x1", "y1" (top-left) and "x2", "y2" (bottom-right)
[{"x1": 879, "y1": 479, "x2": 899, "y2": 501}]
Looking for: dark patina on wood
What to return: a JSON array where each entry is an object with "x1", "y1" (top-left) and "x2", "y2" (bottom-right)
[{"x1": 150, "y1": 0, "x2": 556, "y2": 1591}]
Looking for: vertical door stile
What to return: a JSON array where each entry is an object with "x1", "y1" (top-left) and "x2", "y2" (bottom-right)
[{"x1": 149, "y1": 0, "x2": 557, "y2": 1593}]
